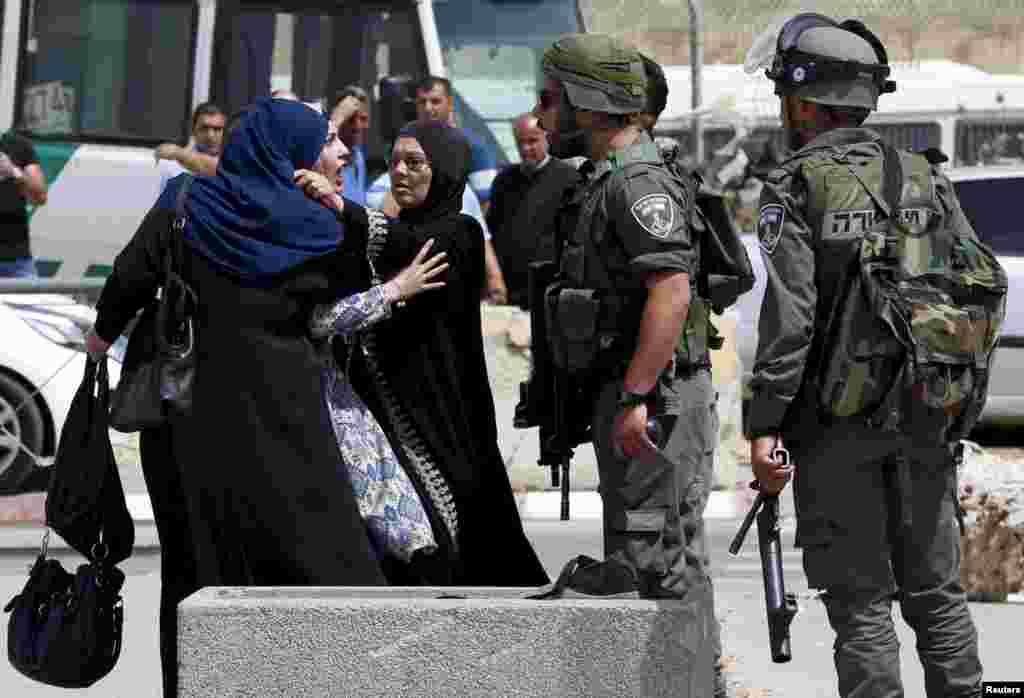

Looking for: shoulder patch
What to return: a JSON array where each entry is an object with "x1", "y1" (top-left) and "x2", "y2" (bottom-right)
[
  {"x1": 630, "y1": 193, "x2": 675, "y2": 239},
  {"x1": 758, "y1": 204, "x2": 785, "y2": 254}
]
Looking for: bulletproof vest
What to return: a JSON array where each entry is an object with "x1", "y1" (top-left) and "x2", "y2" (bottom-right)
[
  {"x1": 556, "y1": 146, "x2": 712, "y2": 367},
  {"x1": 795, "y1": 137, "x2": 1007, "y2": 443}
]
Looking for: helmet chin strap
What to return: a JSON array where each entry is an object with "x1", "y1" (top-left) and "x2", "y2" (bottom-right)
[{"x1": 549, "y1": 99, "x2": 588, "y2": 159}]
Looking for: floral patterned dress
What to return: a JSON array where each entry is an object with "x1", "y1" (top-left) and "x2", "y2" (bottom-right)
[{"x1": 310, "y1": 284, "x2": 437, "y2": 562}]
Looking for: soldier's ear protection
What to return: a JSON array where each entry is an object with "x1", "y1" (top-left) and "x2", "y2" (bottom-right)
[{"x1": 767, "y1": 13, "x2": 897, "y2": 96}]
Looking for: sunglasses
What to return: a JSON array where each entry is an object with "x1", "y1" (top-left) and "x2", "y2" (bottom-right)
[{"x1": 537, "y1": 89, "x2": 559, "y2": 110}]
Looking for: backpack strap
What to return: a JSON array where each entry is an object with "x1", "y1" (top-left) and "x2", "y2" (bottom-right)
[{"x1": 879, "y1": 141, "x2": 904, "y2": 218}]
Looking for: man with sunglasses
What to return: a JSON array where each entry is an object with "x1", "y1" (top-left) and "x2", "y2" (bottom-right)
[
  {"x1": 533, "y1": 34, "x2": 721, "y2": 694},
  {"x1": 745, "y1": 14, "x2": 983, "y2": 697}
]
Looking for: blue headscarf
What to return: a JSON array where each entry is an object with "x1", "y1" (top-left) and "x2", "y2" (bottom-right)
[{"x1": 173, "y1": 98, "x2": 342, "y2": 281}]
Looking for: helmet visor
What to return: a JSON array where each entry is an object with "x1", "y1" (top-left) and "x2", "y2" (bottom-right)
[
  {"x1": 744, "y1": 11, "x2": 831, "y2": 74},
  {"x1": 744, "y1": 14, "x2": 790, "y2": 74}
]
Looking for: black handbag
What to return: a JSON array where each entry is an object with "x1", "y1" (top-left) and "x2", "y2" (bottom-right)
[
  {"x1": 5, "y1": 358, "x2": 133, "y2": 688},
  {"x1": 4, "y1": 531, "x2": 125, "y2": 688},
  {"x1": 110, "y1": 175, "x2": 198, "y2": 432}
]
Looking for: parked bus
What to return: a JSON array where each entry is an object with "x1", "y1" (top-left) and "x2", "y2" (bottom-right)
[{"x1": 0, "y1": 0, "x2": 584, "y2": 278}]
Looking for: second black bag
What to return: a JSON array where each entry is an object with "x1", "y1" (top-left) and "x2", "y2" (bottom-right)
[
  {"x1": 4, "y1": 531, "x2": 126, "y2": 688},
  {"x1": 4, "y1": 357, "x2": 133, "y2": 688},
  {"x1": 110, "y1": 175, "x2": 197, "y2": 433}
]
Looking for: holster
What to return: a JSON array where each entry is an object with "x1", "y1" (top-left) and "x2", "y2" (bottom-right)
[
  {"x1": 515, "y1": 261, "x2": 559, "y2": 431},
  {"x1": 546, "y1": 287, "x2": 602, "y2": 376}
]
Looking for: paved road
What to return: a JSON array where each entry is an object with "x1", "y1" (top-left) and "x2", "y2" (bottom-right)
[{"x1": 2, "y1": 518, "x2": 1022, "y2": 696}]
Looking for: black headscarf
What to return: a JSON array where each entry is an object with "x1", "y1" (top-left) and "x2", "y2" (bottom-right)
[
  {"x1": 395, "y1": 121, "x2": 471, "y2": 225},
  {"x1": 355, "y1": 121, "x2": 548, "y2": 587}
]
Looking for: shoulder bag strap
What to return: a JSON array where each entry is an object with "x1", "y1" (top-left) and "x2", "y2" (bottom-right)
[
  {"x1": 167, "y1": 175, "x2": 194, "y2": 277},
  {"x1": 879, "y1": 141, "x2": 904, "y2": 219}
]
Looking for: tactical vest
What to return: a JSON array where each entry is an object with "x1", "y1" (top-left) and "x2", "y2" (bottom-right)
[
  {"x1": 555, "y1": 155, "x2": 713, "y2": 371},
  {"x1": 794, "y1": 138, "x2": 1007, "y2": 443}
]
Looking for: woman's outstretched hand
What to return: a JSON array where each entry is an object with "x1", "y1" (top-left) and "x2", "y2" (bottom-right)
[
  {"x1": 388, "y1": 239, "x2": 449, "y2": 302},
  {"x1": 294, "y1": 169, "x2": 343, "y2": 213}
]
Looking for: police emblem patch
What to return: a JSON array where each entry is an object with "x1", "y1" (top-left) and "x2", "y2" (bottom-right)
[
  {"x1": 758, "y1": 204, "x2": 785, "y2": 254},
  {"x1": 630, "y1": 193, "x2": 674, "y2": 239}
]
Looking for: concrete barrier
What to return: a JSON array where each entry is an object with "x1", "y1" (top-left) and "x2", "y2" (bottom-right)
[{"x1": 178, "y1": 586, "x2": 713, "y2": 697}]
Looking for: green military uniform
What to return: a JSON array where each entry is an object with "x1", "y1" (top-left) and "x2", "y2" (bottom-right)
[
  {"x1": 559, "y1": 131, "x2": 717, "y2": 601},
  {"x1": 538, "y1": 35, "x2": 722, "y2": 696},
  {"x1": 744, "y1": 15, "x2": 983, "y2": 695},
  {"x1": 748, "y1": 126, "x2": 984, "y2": 697}
]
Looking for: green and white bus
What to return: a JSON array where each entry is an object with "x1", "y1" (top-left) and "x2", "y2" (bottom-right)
[{"x1": 0, "y1": 0, "x2": 585, "y2": 278}]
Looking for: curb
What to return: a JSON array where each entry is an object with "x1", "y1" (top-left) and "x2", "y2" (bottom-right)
[
  {"x1": 8, "y1": 492, "x2": 744, "y2": 526},
  {"x1": 515, "y1": 490, "x2": 741, "y2": 521}
]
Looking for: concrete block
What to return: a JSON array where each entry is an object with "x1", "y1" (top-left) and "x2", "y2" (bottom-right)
[{"x1": 179, "y1": 586, "x2": 713, "y2": 698}]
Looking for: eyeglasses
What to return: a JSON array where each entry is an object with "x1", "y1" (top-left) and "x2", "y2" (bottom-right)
[{"x1": 390, "y1": 156, "x2": 430, "y2": 173}]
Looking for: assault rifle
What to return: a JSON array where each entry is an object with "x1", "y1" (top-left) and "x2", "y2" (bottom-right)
[
  {"x1": 514, "y1": 262, "x2": 674, "y2": 520},
  {"x1": 514, "y1": 261, "x2": 590, "y2": 520},
  {"x1": 728, "y1": 447, "x2": 798, "y2": 663}
]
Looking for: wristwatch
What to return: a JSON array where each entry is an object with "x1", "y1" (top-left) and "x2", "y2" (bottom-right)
[{"x1": 616, "y1": 387, "x2": 652, "y2": 411}]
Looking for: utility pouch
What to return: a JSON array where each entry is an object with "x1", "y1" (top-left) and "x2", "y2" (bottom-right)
[
  {"x1": 546, "y1": 288, "x2": 601, "y2": 376},
  {"x1": 678, "y1": 297, "x2": 712, "y2": 364}
]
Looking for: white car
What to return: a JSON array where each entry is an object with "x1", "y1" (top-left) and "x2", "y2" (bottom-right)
[
  {"x1": 0, "y1": 293, "x2": 124, "y2": 494},
  {"x1": 736, "y1": 165, "x2": 1024, "y2": 426}
]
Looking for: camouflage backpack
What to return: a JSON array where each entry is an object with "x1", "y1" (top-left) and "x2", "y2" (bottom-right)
[{"x1": 816, "y1": 142, "x2": 1007, "y2": 443}]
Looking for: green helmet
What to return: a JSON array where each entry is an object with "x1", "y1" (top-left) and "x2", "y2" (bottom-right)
[
  {"x1": 744, "y1": 14, "x2": 896, "y2": 110},
  {"x1": 542, "y1": 33, "x2": 647, "y2": 114}
]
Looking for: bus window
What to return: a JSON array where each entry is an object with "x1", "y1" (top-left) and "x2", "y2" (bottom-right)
[
  {"x1": 17, "y1": 0, "x2": 194, "y2": 143},
  {"x1": 210, "y1": 2, "x2": 427, "y2": 165},
  {"x1": 433, "y1": 0, "x2": 581, "y2": 165},
  {"x1": 956, "y1": 120, "x2": 1024, "y2": 167},
  {"x1": 869, "y1": 122, "x2": 940, "y2": 153}
]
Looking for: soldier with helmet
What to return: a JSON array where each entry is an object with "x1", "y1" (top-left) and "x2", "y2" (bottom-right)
[
  {"x1": 533, "y1": 34, "x2": 726, "y2": 694},
  {"x1": 745, "y1": 14, "x2": 984, "y2": 696}
]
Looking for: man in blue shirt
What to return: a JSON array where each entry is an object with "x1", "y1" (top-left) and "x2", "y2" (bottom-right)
[
  {"x1": 413, "y1": 76, "x2": 498, "y2": 209},
  {"x1": 330, "y1": 87, "x2": 370, "y2": 205}
]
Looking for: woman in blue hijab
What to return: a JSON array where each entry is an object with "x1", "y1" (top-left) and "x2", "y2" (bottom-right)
[{"x1": 87, "y1": 98, "x2": 386, "y2": 697}]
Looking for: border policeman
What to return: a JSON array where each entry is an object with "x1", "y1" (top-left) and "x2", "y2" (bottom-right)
[
  {"x1": 534, "y1": 34, "x2": 724, "y2": 692},
  {"x1": 745, "y1": 14, "x2": 983, "y2": 696}
]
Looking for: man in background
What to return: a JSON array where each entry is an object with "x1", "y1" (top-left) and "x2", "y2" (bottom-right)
[
  {"x1": 485, "y1": 113, "x2": 577, "y2": 308},
  {"x1": 330, "y1": 86, "x2": 370, "y2": 205},
  {"x1": 412, "y1": 76, "x2": 498, "y2": 209},
  {"x1": 0, "y1": 131, "x2": 48, "y2": 277},
  {"x1": 154, "y1": 102, "x2": 225, "y2": 190}
]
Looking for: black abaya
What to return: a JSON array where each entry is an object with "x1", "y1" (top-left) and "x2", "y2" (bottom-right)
[{"x1": 350, "y1": 123, "x2": 549, "y2": 587}]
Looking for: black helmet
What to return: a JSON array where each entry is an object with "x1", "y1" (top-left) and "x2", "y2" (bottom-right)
[{"x1": 745, "y1": 13, "x2": 896, "y2": 110}]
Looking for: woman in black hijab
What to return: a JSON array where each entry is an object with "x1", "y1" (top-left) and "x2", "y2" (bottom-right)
[
  {"x1": 351, "y1": 121, "x2": 549, "y2": 586},
  {"x1": 87, "y1": 99, "x2": 386, "y2": 696}
]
